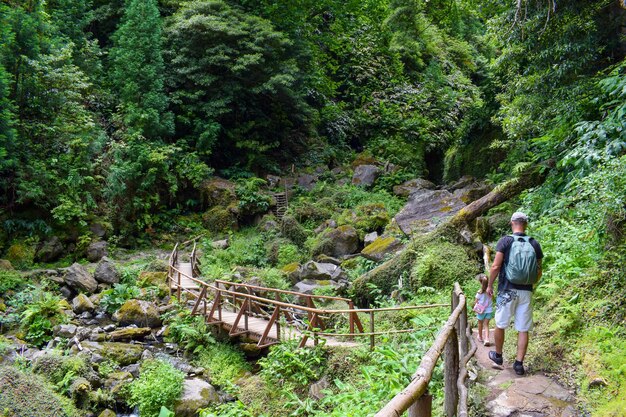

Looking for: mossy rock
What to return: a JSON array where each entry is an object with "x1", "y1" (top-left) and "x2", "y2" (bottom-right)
[
  {"x1": 361, "y1": 236, "x2": 404, "y2": 262},
  {"x1": 5, "y1": 243, "x2": 34, "y2": 270},
  {"x1": 292, "y1": 200, "x2": 334, "y2": 224},
  {"x1": 81, "y1": 341, "x2": 144, "y2": 366},
  {"x1": 351, "y1": 152, "x2": 378, "y2": 168},
  {"x1": 312, "y1": 225, "x2": 359, "y2": 258},
  {"x1": 200, "y1": 177, "x2": 237, "y2": 208},
  {"x1": 0, "y1": 259, "x2": 14, "y2": 270},
  {"x1": 113, "y1": 299, "x2": 162, "y2": 328},
  {"x1": 98, "y1": 410, "x2": 117, "y2": 417},
  {"x1": 0, "y1": 366, "x2": 81, "y2": 417},
  {"x1": 202, "y1": 206, "x2": 238, "y2": 233},
  {"x1": 138, "y1": 271, "x2": 169, "y2": 295},
  {"x1": 104, "y1": 370, "x2": 134, "y2": 401},
  {"x1": 410, "y1": 240, "x2": 478, "y2": 289},
  {"x1": 280, "y1": 215, "x2": 307, "y2": 247}
]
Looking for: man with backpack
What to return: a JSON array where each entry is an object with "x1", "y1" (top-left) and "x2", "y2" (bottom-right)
[{"x1": 486, "y1": 212, "x2": 543, "y2": 375}]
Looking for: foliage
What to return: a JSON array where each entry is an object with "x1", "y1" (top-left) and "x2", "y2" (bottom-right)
[
  {"x1": 235, "y1": 178, "x2": 271, "y2": 216},
  {"x1": 100, "y1": 283, "x2": 140, "y2": 315},
  {"x1": 20, "y1": 291, "x2": 68, "y2": 347},
  {"x1": 0, "y1": 366, "x2": 81, "y2": 417},
  {"x1": 0, "y1": 270, "x2": 26, "y2": 293},
  {"x1": 162, "y1": 306, "x2": 215, "y2": 353},
  {"x1": 109, "y1": 0, "x2": 173, "y2": 138},
  {"x1": 196, "y1": 343, "x2": 251, "y2": 389},
  {"x1": 32, "y1": 352, "x2": 89, "y2": 395},
  {"x1": 259, "y1": 340, "x2": 326, "y2": 388},
  {"x1": 128, "y1": 359, "x2": 185, "y2": 417},
  {"x1": 410, "y1": 239, "x2": 478, "y2": 290}
]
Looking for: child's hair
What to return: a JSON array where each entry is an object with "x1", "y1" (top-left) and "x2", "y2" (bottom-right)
[{"x1": 478, "y1": 274, "x2": 488, "y2": 294}]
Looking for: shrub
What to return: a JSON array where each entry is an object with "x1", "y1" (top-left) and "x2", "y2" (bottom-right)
[
  {"x1": 202, "y1": 207, "x2": 238, "y2": 233},
  {"x1": 410, "y1": 240, "x2": 477, "y2": 289},
  {"x1": 196, "y1": 343, "x2": 251, "y2": 389},
  {"x1": 0, "y1": 270, "x2": 26, "y2": 293},
  {"x1": 5, "y1": 242, "x2": 35, "y2": 270},
  {"x1": 259, "y1": 340, "x2": 326, "y2": 388},
  {"x1": 236, "y1": 177, "x2": 272, "y2": 216},
  {"x1": 128, "y1": 359, "x2": 185, "y2": 417},
  {"x1": 20, "y1": 292, "x2": 69, "y2": 347},
  {"x1": 280, "y1": 215, "x2": 307, "y2": 247},
  {"x1": 32, "y1": 353, "x2": 90, "y2": 394},
  {"x1": 277, "y1": 243, "x2": 304, "y2": 267},
  {"x1": 100, "y1": 284, "x2": 141, "y2": 315},
  {"x1": 162, "y1": 307, "x2": 215, "y2": 354},
  {"x1": 0, "y1": 366, "x2": 80, "y2": 417}
]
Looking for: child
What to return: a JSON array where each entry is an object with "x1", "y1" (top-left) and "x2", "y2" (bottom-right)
[{"x1": 474, "y1": 274, "x2": 494, "y2": 346}]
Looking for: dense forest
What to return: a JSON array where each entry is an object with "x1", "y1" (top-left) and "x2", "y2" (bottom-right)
[{"x1": 0, "y1": 0, "x2": 625, "y2": 416}]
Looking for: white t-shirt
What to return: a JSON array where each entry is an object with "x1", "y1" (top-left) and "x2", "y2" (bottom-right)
[{"x1": 475, "y1": 292, "x2": 493, "y2": 314}]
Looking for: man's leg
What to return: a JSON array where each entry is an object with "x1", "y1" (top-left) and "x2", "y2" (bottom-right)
[
  {"x1": 516, "y1": 331, "x2": 528, "y2": 361},
  {"x1": 495, "y1": 327, "x2": 505, "y2": 354}
]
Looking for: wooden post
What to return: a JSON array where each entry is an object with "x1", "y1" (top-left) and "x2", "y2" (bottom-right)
[
  {"x1": 408, "y1": 392, "x2": 432, "y2": 417},
  {"x1": 177, "y1": 271, "x2": 181, "y2": 302},
  {"x1": 444, "y1": 328, "x2": 459, "y2": 417},
  {"x1": 276, "y1": 305, "x2": 281, "y2": 341},
  {"x1": 244, "y1": 289, "x2": 250, "y2": 331},
  {"x1": 370, "y1": 311, "x2": 375, "y2": 350},
  {"x1": 349, "y1": 301, "x2": 355, "y2": 341}
]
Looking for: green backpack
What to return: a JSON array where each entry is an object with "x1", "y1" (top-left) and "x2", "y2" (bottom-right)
[{"x1": 505, "y1": 235, "x2": 539, "y2": 285}]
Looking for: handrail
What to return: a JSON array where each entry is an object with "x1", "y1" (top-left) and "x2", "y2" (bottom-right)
[
  {"x1": 374, "y1": 282, "x2": 471, "y2": 417},
  {"x1": 215, "y1": 279, "x2": 353, "y2": 303}
]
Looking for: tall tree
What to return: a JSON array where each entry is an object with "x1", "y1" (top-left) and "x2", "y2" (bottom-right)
[{"x1": 109, "y1": 0, "x2": 173, "y2": 139}]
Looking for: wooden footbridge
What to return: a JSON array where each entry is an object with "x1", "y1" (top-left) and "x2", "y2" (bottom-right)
[{"x1": 168, "y1": 242, "x2": 476, "y2": 416}]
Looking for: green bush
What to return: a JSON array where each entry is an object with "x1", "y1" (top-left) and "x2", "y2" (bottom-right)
[
  {"x1": 410, "y1": 240, "x2": 477, "y2": 290},
  {"x1": 162, "y1": 307, "x2": 215, "y2": 354},
  {"x1": 5, "y1": 242, "x2": 35, "y2": 270},
  {"x1": 276, "y1": 243, "x2": 304, "y2": 267},
  {"x1": 100, "y1": 284, "x2": 141, "y2": 315},
  {"x1": 128, "y1": 359, "x2": 185, "y2": 417},
  {"x1": 32, "y1": 353, "x2": 90, "y2": 394},
  {"x1": 196, "y1": 343, "x2": 251, "y2": 389},
  {"x1": 20, "y1": 292, "x2": 69, "y2": 347},
  {"x1": 0, "y1": 366, "x2": 80, "y2": 417},
  {"x1": 236, "y1": 177, "x2": 272, "y2": 216},
  {"x1": 202, "y1": 206, "x2": 238, "y2": 233},
  {"x1": 259, "y1": 340, "x2": 326, "y2": 388},
  {"x1": 280, "y1": 215, "x2": 307, "y2": 247},
  {"x1": 0, "y1": 270, "x2": 26, "y2": 293}
]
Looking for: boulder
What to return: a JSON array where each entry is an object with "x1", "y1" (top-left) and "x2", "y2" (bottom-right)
[
  {"x1": 314, "y1": 219, "x2": 337, "y2": 234},
  {"x1": 313, "y1": 225, "x2": 359, "y2": 258},
  {"x1": 201, "y1": 177, "x2": 237, "y2": 208},
  {"x1": 364, "y1": 231, "x2": 379, "y2": 246},
  {"x1": 281, "y1": 262, "x2": 301, "y2": 283},
  {"x1": 297, "y1": 173, "x2": 318, "y2": 191},
  {"x1": 393, "y1": 178, "x2": 437, "y2": 197},
  {"x1": 452, "y1": 182, "x2": 493, "y2": 204},
  {"x1": 174, "y1": 378, "x2": 219, "y2": 417},
  {"x1": 113, "y1": 299, "x2": 162, "y2": 328},
  {"x1": 446, "y1": 175, "x2": 476, "y2": 191},
  {"x1": 352, "y1": 165, "x2": 380, "y2": 188},
  {"x1": 54, "y1": 324, "x2": 78, "y2": 338},
  {"x1": 297, "y1": 261, "x2": 344, "y2": 281},
  {"x1": 108, "y1": 327, "x2": 152, "y2": 342},
  {"x1": 94, "y1": 257, "x2": 119, "y2": 284},
  {"x1": 89, "y1": 223, "x2": 109, "y2": 239},
  {"x1": 34, "y1": 236, "x2": 64, "y2": 263},
  {"x1": 64, "y1": 263, "x2": 98, "y2": 293},
  {"x1": 293, "y1": 279, "x2": 339, "y2": 295},
  {"x1": 266, "y1": 175, "x2": 281, "y2": 188},
  {"x1": 394, "y1": 189, "x2": 466, "y2": 235},
  {"x1": 361, "y1": 236, "x2": 405, "y2": 262},
  {"x1": 210, "y1": 239, "x2": 229, "y2": 250},
  {"x1": 86, "y1": 241, "x2": 107, "y2": 262},
  {"x1": 72, "y1": 294, "x2": 94, "y2": 314},
  {"x1": 0, "y1": 259, "x2": 14, "y2": 270},
  {"x1": 80, "y1": 341, "x2": 143, "y2": 366},
  {"x1": 138, "y1": 271, "x2": 168, "y2": 294},
  {"x1": 98, "y1": 410, "x2": 116, "y2": 417}
]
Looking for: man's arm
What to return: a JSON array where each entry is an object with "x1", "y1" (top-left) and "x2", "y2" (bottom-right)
[{"x1": 487, "y1": 251, "x2": 504, "y2": 297}]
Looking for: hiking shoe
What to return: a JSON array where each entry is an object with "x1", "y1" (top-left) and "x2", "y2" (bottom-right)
[
  {"x1": 489, "y1": 351, "x2": 503, "y2": 366},
  {"x1": 513, "y1": 361, "x2": 525, "y2": 376}
]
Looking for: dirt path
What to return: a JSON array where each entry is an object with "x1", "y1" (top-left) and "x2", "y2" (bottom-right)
[{"x1": 472, "y1": 329, "x2": 577, "y2": 416}]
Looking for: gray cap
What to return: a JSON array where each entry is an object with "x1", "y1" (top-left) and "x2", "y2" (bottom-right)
[{"x1": 511, "y1": 211, "x2": 528, "y2": 222}]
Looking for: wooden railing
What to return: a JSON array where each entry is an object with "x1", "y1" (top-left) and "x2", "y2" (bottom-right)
[
  {"x1": 374, "y1": 283, "x2": 476, "y2": 417},
  {"x1": 168, "y1": 244, "x2": 475, "y2": 416}
]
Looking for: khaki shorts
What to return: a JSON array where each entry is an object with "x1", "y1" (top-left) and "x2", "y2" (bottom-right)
[{"x1": 495, "y1": 289, "x2": 533, "y2": 332}]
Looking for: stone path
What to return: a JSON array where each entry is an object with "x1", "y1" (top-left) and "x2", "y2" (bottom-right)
[{"x1": 472, "y1": 330, "x2": 577, "y2": 417}]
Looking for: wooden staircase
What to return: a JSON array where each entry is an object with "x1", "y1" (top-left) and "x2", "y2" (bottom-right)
[{"x1": 273, "y1": 191, "x2": 288, "y2": 219}]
